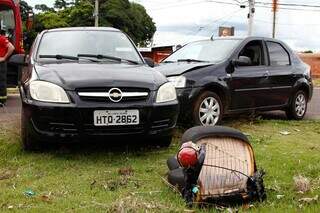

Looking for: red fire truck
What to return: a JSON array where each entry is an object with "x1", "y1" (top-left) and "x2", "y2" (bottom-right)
[{"x1": 0, "y1": 0, "x2": 24, "y2": 103}]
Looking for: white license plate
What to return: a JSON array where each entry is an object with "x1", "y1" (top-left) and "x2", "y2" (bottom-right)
[{"x1": 94, "y1": 110, "x2": 139, "y2": 126}]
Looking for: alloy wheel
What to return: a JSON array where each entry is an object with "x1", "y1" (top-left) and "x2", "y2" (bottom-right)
[
  {"x1": 295, "y1": 93, "x2": 306, "y2": 117},
  {"x1": 198, "y1": 97, "x2": 220, "y2": 126}
]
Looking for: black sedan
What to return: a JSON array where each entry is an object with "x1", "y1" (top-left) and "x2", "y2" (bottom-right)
[
  {"x1": 10, "y1": 27, "x2": 178, "y2": 150},
  {"x1": 156, "y1": 37, "x2": 313, "y2": 126}
]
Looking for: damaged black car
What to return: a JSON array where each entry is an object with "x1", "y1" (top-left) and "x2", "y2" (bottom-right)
[{"x1": 156, "y1": 37, "x2": 313, "y2": 126}]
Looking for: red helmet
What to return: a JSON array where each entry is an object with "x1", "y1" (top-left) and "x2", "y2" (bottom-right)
[{"x1": 177, "y1": 142, "x2": 199, "y2": 168}]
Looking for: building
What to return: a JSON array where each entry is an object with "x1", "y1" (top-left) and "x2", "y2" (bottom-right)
[
  {"x1": 299, "y1": 53, "x2": 320, "y2": 78},
  {"x1": 139, "y1": 45, "x2": 176, "y2": 63}
]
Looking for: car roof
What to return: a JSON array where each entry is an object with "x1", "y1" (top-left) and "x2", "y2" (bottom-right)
[
  {"x1": 209, "y1": 36, "x2": 285, "y2": 43},
  {"x1": 44, "y1": 27, "x2": 121, "y2": 33}
]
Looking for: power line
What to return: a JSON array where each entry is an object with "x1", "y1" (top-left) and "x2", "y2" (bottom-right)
[
  {"x1": 255, "y1": 1, "x2": 320, "y2": 8},
  {"x1": 255, "y1": 4, "x2": 320, "y2": 12},
  {"x1": 206, "y1": 0, "x2": 240, "y2": 6},
  {"x1": 204, "y1": 8, "x2": 246, "y2": 37}
]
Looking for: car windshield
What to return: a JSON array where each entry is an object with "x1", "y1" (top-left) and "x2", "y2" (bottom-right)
[
  {"x1": 37, "y1": 30, "x2": 142, "y2": 63},
  {"x1": 163, "y1": 39, "x2": 241, "y2": 63}
]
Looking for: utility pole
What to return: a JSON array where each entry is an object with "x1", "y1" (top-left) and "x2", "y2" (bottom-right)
[
  {"x1": 247, "y1": 0, "x2": 255, "y2": 36},
  {"x1": 94, "y1": 0, "x2": 99, "y2": 27},
  {"x1": 272, "y1": 0, "x2": 278, "y2": 38}
]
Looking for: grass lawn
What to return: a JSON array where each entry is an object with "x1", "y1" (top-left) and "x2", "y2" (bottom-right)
[{"x1": 0, "y1": 118, "x2": 320, "y2": 212}]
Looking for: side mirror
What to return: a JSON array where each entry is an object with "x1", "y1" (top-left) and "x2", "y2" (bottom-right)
[
  {"x1": 8, "y1": 54, "x2": 28, "y2": 66},
  {"x1": 232, "y1": 56, "x2": 252, "y2": 67},
  {"x1": 144, "y1": 57, "x2": 155, "y2": 68}
]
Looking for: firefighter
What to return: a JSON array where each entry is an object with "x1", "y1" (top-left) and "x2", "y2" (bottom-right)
[{"x1": 0, "y1": 29, "x2": 15, "y2": 106}]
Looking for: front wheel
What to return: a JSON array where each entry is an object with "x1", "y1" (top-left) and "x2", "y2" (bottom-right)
[
  {"x1": 21, "y1": 108, "x2": 41, "y2": 151},
  {"x1": 286, "y1": 90, "x2": 307, "y2": 120},
  {"x1": 193, "y1": 91, "x2": 223, "y2": 126}
]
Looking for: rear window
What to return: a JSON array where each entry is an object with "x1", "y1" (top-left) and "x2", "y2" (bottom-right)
[{"x1": 266, "y1": 41, "x2": 290, "y2": 66}]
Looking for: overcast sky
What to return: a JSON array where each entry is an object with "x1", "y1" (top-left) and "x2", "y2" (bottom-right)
[{"x1": 25, "y1": 0, "x2": 320, "y2": 52}]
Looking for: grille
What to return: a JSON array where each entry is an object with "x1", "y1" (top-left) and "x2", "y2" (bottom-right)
[
  {"x1": 83, "y1": 124, "x2": 145, "y2": 135},
  {"x1": 150, "y1": 119, "x2": 171, "y2": 131},
  {"x1": 196, "y1": 137, "x2": 255, "y2": 199},
  {"x1": 77, "y1": 87, "x2": 150, "y2": 102}
]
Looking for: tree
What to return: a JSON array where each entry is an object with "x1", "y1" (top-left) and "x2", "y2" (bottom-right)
[
  {"x1": 54, "y1": 0, "x2": 69, "y2": 10},
  {"x1": 20, "y1": 1, "x2": 33, "y2": 22},
  {"x1": 36, "y1": 12, "x2": 69, "y2": 30},
  {"x1": 34, "y1": 4, "x2": 55, "y2": 12},
  {"x1": 100, "y1": 0, "x2": 156, "y2": 46},
  {"x1": 66, "y1": 0, "x2": 94, "y2": 27},
  {"x1": 25, "y1": 0, "x2": 156, "y2": 46}
]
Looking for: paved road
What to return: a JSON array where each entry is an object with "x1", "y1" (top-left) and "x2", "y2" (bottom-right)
[{"x1": 1, "y1": 88, "x2": 319, "y2": 125}]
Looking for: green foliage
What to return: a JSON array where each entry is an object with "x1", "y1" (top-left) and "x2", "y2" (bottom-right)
[
  {"x1": 54, "y1": 0, "x2": 69, "y2": 10},
  {"x1": 36, "y1": 12, "x2": 69, "y2": 29},
  {"x1": 100, "y1": 0, "x2": 156, "y2": 46},
  {"x1": 24, "y1": 0, "x2": 156, "y2": 47},
  {"x1": 19, "y1": 1, "x2": 33, "y2": 22},
  {"x1": 66, "y1": 1, "x2": 94, "y2": 27},
  {"x1": 34, "y1": 4, "x2": 55, "y2": 13}
]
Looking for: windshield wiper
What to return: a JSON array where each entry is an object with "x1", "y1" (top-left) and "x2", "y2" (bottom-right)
[
  {"x1": 78, "y1": 54, "x2": 139, "y2": 65},
  {"x1": 163, "y1": 61, "x2": 175, "y2": 63},
  {"x1": 177, "y1": 59, "x2": 208, "y2": 63},
  {"x1": 39, "y1": 54, "x2": 79, "y2": 61}
]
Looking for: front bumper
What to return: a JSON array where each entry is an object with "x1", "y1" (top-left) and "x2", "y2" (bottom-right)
[
  {"x1": 21, "y1": 88, "x2": 179, "y2": 142},
  {"x1": 175, "y1": 87, "x2": 202, "y2": 121}
]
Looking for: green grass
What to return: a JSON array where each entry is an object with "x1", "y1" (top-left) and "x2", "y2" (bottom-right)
[
  {"x1": 313, "y1": 78, "x2": 320, "y2": 87},
  {"x1": 0, "y1": 118, "x2": 320, "y2": 212}
]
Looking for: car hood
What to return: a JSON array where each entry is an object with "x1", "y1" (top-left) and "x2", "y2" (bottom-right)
[
  {"x1": 34, "y1": 62, "x2": 166, "y2": 91},
  {"x1": 155, "y1": 62, "x2": 215, "y2": 76}
]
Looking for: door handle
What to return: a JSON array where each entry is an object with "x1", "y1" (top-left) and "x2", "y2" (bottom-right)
[{"x1": 263, "y1": 71, "x2": 269, "y2": 78}]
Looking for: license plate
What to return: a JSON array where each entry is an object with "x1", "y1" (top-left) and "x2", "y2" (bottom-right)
[{"x1": 94, "y1": 110, "x2": 139, "y2": 126}]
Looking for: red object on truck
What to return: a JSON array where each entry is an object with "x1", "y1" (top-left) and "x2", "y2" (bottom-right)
[
  {"x1": 0, "y1": 0, "x2": 24, "y2": 54},
  {"x1": 0, "y1": 0, "x2": 24, "y2": 91}
]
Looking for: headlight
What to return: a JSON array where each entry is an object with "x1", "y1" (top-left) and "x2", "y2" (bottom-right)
[
  {"x1": 30, "y1": 81, "x2": 70, "y2": 103},
  {"x1": 156, "y1": 82, "x2": 177, "y2": 103},
  {"x1": 167, "y1": 76, "x2": 186, "y2": 88}
]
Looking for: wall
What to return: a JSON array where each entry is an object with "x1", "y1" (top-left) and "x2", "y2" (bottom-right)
[{"x1": 299, "y1": 53, "x2": 320, "y2": 78}]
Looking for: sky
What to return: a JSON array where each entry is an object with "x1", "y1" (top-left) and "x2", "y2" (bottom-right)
[{"x1": 25, "y1": 0, "x2": 320, "y2": 52}]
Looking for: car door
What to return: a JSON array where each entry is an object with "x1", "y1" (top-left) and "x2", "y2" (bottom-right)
[
  {"x1": 265, "y1": 40, "x2": 294, "y2": 106},
  {"x1": 228, "y1": 40, "x2": 271, "y2": 110}
]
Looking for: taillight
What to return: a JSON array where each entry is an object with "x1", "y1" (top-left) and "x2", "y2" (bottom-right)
[{"x1": 177, "y1": 142, "x2": 199, "y2": 168}]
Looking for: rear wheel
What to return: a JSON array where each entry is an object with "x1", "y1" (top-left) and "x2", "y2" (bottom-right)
[
  {"x1": 21, "y1": 108, "x2": 41, "y2": 151},
  {"x1": 193, "y1": 91, "x2": 223, "y2": 126},
  {"x1": 286, "y1": 90, "x2": 307, "y2": 120}
]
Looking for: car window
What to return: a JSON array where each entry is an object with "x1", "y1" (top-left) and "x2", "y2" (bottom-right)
[
  {"x1": 37, "y1": 30, "x2": 142, "y2": 63},
  {"x1": 0, "y1": 7, "x2": 15, "y2": 41},
  {"x1": 239, "y1": 40, "x2": 265, "y2": 66},
  {"x1": 266, "y1": 41, "x2": 290, "y2": 66},
  {"x1": 163, "y1": 39, "x2": 241, "y2": 63}
]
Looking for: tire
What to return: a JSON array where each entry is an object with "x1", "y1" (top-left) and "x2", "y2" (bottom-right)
[
  {"x1": 167, "y1": 168, "x2": 185, "y2": 190},
  {"x1": 167, "y1": 156, "x2": 180, "y2": 171},
  {"x1": 21, "y1": 108, "x2": 41, "y2": 151},
  {"x1": 286, "y1": 90, "x2": 307, "y2": 120},
  {"x1": 154, "y1": 135, "x2": 172, "y2": 147},
  {"x1": 193, "y1": 91, "x2": 223, "y2": 126}
]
